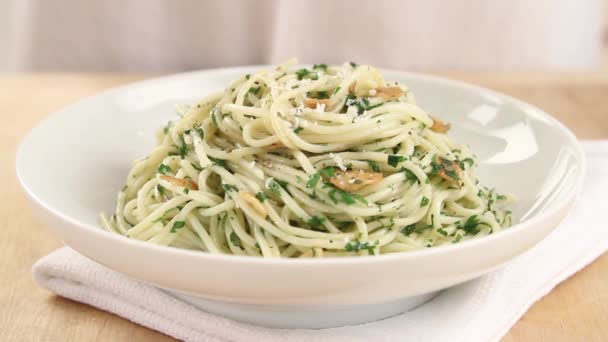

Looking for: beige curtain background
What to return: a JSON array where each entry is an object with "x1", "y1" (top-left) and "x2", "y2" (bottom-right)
[{"x1": 1, "y1": 0, "x2": 604, "y2": 72}]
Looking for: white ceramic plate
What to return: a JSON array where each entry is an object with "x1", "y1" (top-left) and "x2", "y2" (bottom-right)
[{"x1": 17, "y1": 66, "x2": 585, "y2": 328}]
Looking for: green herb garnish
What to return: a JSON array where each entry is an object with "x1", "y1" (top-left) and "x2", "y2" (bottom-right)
[
  {"x1": 326, "y1": 185, "x2": 367, "y2": 206},
  {"x1": 306, "y1": 173, "x2": 321, "y2": 188},
  {"x1": 340, "y1": 191, "x2": 356, "y2": 204},
  {"x1": 401, "y1": 224, "x2": 416, "y2": 235},
  {"x1": 347, "y1": 95, "x2": 383, "y2": 114},
  {"x1": 157, "y1": 164, "x2": 172, "y2": 175},
  {"x1": 307, "y1": 216, "x2": 326, "y2": 230},
  {"x1": 255, "y1": 192, "x2": 267, "y2": 202},
  {"x1": 208, "y1": 157, "x2": 227, "y2": 167},
  {"x1": 458, "y1": 215, "x2": 490, "y2": 235},
  {"x1": 310, "y1": 90, "x2": 329, "y2": 99},
  {"x1": 210, "y1": 107, "x2": 222, "y2": 127},
  {"x1": 295, "y1": 69, "x2": 310, "y2": 80},
  {"x1": 319, "y1": 166, "x2": 336, "y2": 177},
  {"x1": 401, "y1": 168, "x2": 419, "y2": 183},
  {"x1": 268, "y1": 179, "x2": 282, "y2": 193},
  {"x1": 193, "y1": 124, "x2": 205, "y2": 138},
  {"x1": 460, "y1": 157, "x2": 475, "y2": 168},
  {"x1": 421, "y1": 196, "x2": 430, "y2": 207},
  {"x1": 222, "y1": 184, "x2": 238, "y2": 192},
  {"x1": 388, "y1": 155, "x2": 406, "y2": 167},
  {"x1": 171, "y1": 221, "x2": 186, "y2": 233},
  {"x1": 179, "y1": 135, "x2": 188, "y2": 159},
  {"x1": 312, "y1": 64, "x2": 328, "y2": 71},
  {"x1": 229, "y1": 232, "x2": 242, "y2": 247},
  {"x1": 345, "y1": 240, "x2": 378, "y2": 254},
  {"x1": 367, "y1": 160, "x2": 380, "y2": 172},
  {"x1": 328, "y1": 189, "x2": 339, "y2": 204}
]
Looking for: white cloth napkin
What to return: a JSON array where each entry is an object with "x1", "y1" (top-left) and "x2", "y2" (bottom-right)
[{"x1": 33, "y1": 141, "x2": 608, "y2": 342}]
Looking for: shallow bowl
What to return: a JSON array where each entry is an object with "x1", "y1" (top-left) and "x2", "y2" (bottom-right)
[{"x1": 16, "y1": 66, "x2": 585, "y2": 328}]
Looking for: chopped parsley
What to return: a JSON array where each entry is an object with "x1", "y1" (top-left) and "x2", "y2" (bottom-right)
[
  {"x1": 255, "y1": 191, "x2": 267, "y2": 202},
  {"x1": 210, "y1": 108, "x2": 219, "y2": 127},
  {"x1": 319, "y1": 166, "x2": 336, "y2": 177},
  {"x1": 349, "y1": 62, "x2": 358, "y2": 68},
  {"x1": 183, "y1": 188, "x2": 190, "y2": 194},
  {"x1": 267, "y1": 179, "x2": 282, "y2": 193},
  {"x1": 458, "y1": 215, "x2": 490, "y2": 235},
  {"x1": 179, "y1": 135, "x2": 188, "y2": 159},
  {"x1": 328, "y1": 189, "x2": 339, "y2": 204},
  {"x1": 345, "y1": 240, "x2": 378, "y2": 254},
  {"x1": 248, "y1": 86, "x2": 261, "y2": 95},
  {"x1": 312, "y1": 63, "x2": 328, "y2": 71},
  {"x1": 171, "y1": 221, "x2": 186, "y2": 233},
  {"x1": 208, "y1": 156, "x2": 227, "y2": 167},
  {"x1": 401, "y1": 224, "x2": 416, "y2": 235},
  {"x1": 157, "y1": 164, "x2": 172, "y2": 175},
  {"x1": 229, "y1": 232, "x2": 242, "y2": 247},
  {"x1": 340, "y1": 191, "x2": 356, "y2": 204},
  {"x1": 295, "y1": 68, "x2": 310, "y2": 80},
  {"x1": 306, "y1": 173, "x2": 321, "y2": 188},
  {"x1": 452, "y1": 234, "x2": 463, "y2": 243},
  {"x1": 327, "y1": 186, "x2": 368, "y2": 205},
  {"x1": 293, "y1": 127, "x2": 304, "y2": 134},
  {"x1": 193, "y1": 124, "x2": 205, "y2": 138},
  {"x1": 346, "y1": 95, "x2": 383, "y2": 114},
  {"x1": 153, "y1": 208, "x2": 177, "y2": 224},
  {"x1": 308, "y1": 90, "x2": 329, "y2": 99},
  {"x1": 222, "y1": 184, "x2": 238, "y2": 192},
  {"x1": 276, "y1": 179, "x2": 288, "y2": 188},
  {"x1": 333, "y1": 86, "x2": 341, "y2": 95},
  {"x1": 156, "y1": 184, "x2": 166, "y2": 196},
  {"x1": 437, "y1": 228, "x2": 448, "y2": 236},
  {"x1": 367, "y1": 160, "x2": 380, "y2": 172},
  {"x1": 307, "y1": 216, "x2": 326, "y2": 230},
  {"x1": 401, "y1": 168, "x2": 419, "y2": 183},
  {"x1": 388, "y1": 155, "x2": 406, "y2": 167},
  {"x1": 245, "y1": 74, "x2": 251, "y2": 80},
  {"x1": 307, "y1": 167, "x2": 336, "y2": 188},
  {"x1": 421, "y1": 196, "x2": 430, "y2": 207},
  {"x1": 460, "y1": 157, "x2": 475, "y2": 168}
]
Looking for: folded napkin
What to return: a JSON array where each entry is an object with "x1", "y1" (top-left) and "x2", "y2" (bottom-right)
[{"x1": 33, "y1": 141, "x2": 608, "y2": 342}]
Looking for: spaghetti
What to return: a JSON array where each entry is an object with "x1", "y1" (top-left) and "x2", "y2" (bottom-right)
[{"x1": 101, "y1": 60, "x2": 513, "y2": 257}]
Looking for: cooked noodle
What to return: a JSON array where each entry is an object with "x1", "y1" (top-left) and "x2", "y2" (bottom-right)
[{"x1": 101, "y1": 60, "x2": 513, "y2": 257}]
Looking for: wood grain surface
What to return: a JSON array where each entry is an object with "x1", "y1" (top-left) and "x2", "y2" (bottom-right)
[{"x1": 0, "y1": 72, "x2": 606, "y2": 342}]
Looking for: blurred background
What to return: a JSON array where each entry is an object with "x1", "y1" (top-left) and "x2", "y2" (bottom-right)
[{"x1": 0, "y1": 0, "x2": 606, "y2": 73}]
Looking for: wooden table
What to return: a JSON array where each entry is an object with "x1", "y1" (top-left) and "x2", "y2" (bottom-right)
[{"x1": 1, "y1": 72, "x2": 607, "y2": 341}]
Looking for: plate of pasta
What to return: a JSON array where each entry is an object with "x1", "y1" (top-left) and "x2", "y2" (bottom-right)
[{"x1": 17, "y1": 60, "x2": 585, "y2": 328}]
